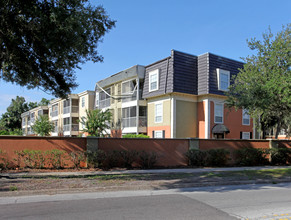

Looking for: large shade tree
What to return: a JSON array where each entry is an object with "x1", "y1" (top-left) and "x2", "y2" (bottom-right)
[
  {"x1": 226, "y1": 24, "x2": 291, "y2": 139},
  {"x1": 0, "y1": 0, "x2": 115, "y2": 97}
]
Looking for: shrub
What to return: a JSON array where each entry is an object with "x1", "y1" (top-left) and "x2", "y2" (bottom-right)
[
  {"x1": 119, "y1": 150, "x2": 138, "y2": 168},
  {"x1": 122, "y1": 134, "x2": 150, "y2": 138},
  {"x1": 185, "y1": 149, "x2": 207, "y2": 167},
  {"x1": 139, "y1": 151, "x2": 157, "y2": 169},
  {"x1": 206, "y1": 149, "x2": 230, "y2": 167},
  {"x1": 87, "y1": 150, "x2": 107, "y2": 168},
  {"x1": 106, "y1": 150, "x2": 121, "y2": 169},
  {"x1": 46, "y1": 149, "x2": 65, "y2": 169},
  {"x1": 69, "y1": 151, "x2": 86, "y2": 169},
  {"x1": 0, "y1": 149, "x2": 9, "y2": 170},
  {"x1": 269, "y1": 148, "x2": 291, "y2": 165},
  {"x1": 235, "y1": 147, "x2": 269, "y2": 166}
]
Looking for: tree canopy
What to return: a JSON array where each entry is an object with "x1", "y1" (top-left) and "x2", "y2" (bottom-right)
[
  {"x1": 226, "y1": 24, "x2": 291, "y2": 138},
  {"x1": 80, "y1": 109, "x2": 112, "y2": 137},
  {"x1": 32, "y1": 115, "x2": 54, "y2": 136},
  {"x1": 0, "y1": 0, "x2": 115, "y2": 97},
  {"x1": 0, "y1": 96, "x2": 48, "y2": 132}
]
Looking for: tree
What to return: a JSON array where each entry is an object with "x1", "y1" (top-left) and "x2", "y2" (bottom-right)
[
  {"x1": 226, "y1": 24, "x2": 291, "y2": 139},
  {"x1": 0, "y1": 96, "x2": 38, "y2": 131},
  {"x1": 0, "y1": 0, "x2": 115, "y2": 97},
  {"x1": 38, "y1": 98, "x2": 51, "y2": 106},
  {"x1": 32, "y1": 115, "x2": 54, "y2": 136},
  {"x1": 80, "y1": 109, "x2": 112, "y2": 137}
]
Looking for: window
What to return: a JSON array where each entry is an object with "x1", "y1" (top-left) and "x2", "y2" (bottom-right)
[
  {"x1": 242, "y1": 132, "x2": 250, "y2": 139},
  {"x1": 81, "y1": 97, "x2": 85, "y2": 108},
  {"x1": 155, "y1": 102, "x2": 163, "y2": 123},
  {"x1": 214, "y1": 103, "x2": 223, "y2": 123},
  {"x1": 242, "y1": 109, "x2": 250, "y2": 125},
  {"x1": 155, "y1": 130, "x2": 163, "y2": 138},
  {"x1": 149, "y1": 69, "x2": 159, "y2": 92},
  {"x1": 217, "y1": 69, "x2": 230, "y2": 91}
]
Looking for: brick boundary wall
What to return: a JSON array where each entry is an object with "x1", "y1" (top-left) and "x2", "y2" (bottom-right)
[
  {"x1": 0, "y1": 136, "x2": 87, "y2": 168},
  {"x1": 0, "y1": 136, "x2": 291, "y2": 168}
]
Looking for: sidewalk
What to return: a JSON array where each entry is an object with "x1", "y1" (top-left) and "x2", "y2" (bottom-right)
[{"x1": 1, "y1": 166, "x2": 290, "y2": 178}]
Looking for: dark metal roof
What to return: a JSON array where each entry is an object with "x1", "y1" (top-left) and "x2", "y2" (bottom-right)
[{"x1": 212, "y1": 124, "x2": 230, "y2": 134}]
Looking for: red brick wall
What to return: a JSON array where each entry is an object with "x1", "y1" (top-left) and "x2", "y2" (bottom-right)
[
  {"x1": 98, "y1": 138, "x2": 189, "y2": 167},
  {"x1": 0, "y1": 136, "x2": 87, "y2": 168}
]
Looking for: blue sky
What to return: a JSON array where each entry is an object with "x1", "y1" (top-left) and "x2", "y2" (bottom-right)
[{"x1": 0, "y1": 0, "x2": 290, "y2": 115}]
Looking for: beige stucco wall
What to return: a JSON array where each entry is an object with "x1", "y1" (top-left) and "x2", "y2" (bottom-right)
[
  {"x1": 176, "y1": 100, "x2": 197, "y2": 138},
  {"x1": 147, "y1": 98, "x2": 171, "y2": 127}
]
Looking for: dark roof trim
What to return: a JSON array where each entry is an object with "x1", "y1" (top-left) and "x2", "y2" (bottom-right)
[{"x1": 145, "y1": 56, "x2": 171, "y2": 68}]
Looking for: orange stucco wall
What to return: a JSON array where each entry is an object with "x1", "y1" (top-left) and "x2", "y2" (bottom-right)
[
  {"x1": 98, "y1": 138, "x2": 188, "y2": 167},
  {"x1": 0, "y1": 136, "x2": 87, "y2": 168},
  {"x1": 197, "y1": 101, "x2": 205, "y2": 138},
  {"x1": 210, "y1": 101, "x2": 253, "y2": 139},
  {"x1": 147, "y1": 126, "x2": 171, "y2": 138}
]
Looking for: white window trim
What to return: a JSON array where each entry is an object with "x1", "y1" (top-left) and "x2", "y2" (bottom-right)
[
  {"x1": 242, "y1": 132, "x2": 250, "y2": 139},
  {"x1": 149, "y1": 69, "x2": 159, "y2": 92},
  {"x1": 154, "y1": 130, "x2": 163, "y2": 138},
  {"x1": 154, "y1": 102, "x2": 163, "y2": 123},
  {"x1": 217, "y1": 68, "x2": 230, "y2": 91},
  {"x1": 214, "y1": 102, "x2": 224, "y2": 124},
  {"x1": 242, "y1": 109, "x2": 250, "y2": 125}
]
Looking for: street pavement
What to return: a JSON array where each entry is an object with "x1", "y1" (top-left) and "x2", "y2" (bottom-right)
[{"x1": 1, "y1": 182, "x2": 291, "y2": 219}]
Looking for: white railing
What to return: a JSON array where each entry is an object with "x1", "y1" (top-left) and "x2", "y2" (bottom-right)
[
  {"x1": 122, "y1": 117, "x2": 137, "y2": 128},
  {"x1": 63, "y1": 124, "x2": 79, "y2": 132},
  {"x1": 52, "y1": 111, "x2": 58, "y2": 117},
  {"x1": 99, "y1": 99, "x2": 110, "y2": 109}
]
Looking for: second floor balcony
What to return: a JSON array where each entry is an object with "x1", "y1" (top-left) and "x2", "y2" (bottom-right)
[
  {"x1": 63, "y1": 106, "x2": 79, "y2": 114},
  {"x1": 51, "y1": 111, "x2": 58, "y2": 118},
  {"x1": 63, "y1": 124, "x2": 79, "y2": 132},
  {"x1": 122, "y1": 116, "x2": 147, "y2": 128},
  {"x1": 99, "y1": 99, "x2": 111, "y2": 109}
]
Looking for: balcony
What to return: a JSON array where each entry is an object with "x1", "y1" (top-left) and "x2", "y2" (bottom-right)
[
  {"x1": 99, "y1": 99, "x2": 111, "y2": 109},
  {"x1": 63, "y1": 106, "x2": 79, "y2": 114},
  {"x1": 63, "y1": 124, "x2": 79, "y2": 132},
  {"x1": 51, "y1": 111, "x2": 58, "y2": 117},
  {"x1": 122, "y1": 117, "x2": 136, "y2": 128},
  {"x1": 139, "y1": 116, "x2": 147, "y2": 127},
  {"x1": 122, "y1": 90, "x2": 142, "y2": 103}
]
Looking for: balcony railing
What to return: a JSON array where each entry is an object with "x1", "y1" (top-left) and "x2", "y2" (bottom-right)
[
  {"x1": 122, "y1": 90, "x2": 143, "y2": 103},
  {"x1": 139, "y1": 116, "x2": 147, "y2": 127},
  {"x1": 63, "y1": 124, "x2": 79, "y2": 132},
  {"x1": 122, "y1": 117, "x2": 137, "y2": 128},
  {"x1": 99, "y1": 99, "x2": 110, "y2": 109},
  {"x1": 51, "y1": 111, "x2": 58, "y2": 117},
  {"x1": 63, "y1": 106, "x2": 79, "y2": 114}
]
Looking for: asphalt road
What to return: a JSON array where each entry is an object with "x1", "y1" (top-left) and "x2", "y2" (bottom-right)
[{"x1": 1, "y1": 183, "x2": 291, "y2": 220}]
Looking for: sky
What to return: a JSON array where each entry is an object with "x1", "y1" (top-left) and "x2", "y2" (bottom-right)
[{"x1": 0, "y1": 0, "x2": 290, "y2": 115}]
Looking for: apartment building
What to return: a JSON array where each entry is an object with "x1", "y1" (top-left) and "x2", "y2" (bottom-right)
[
  {"x1": 95, "y1": 65, "x2": 147, "y2": 137},
  {"x1": 48, "y1": 91, "x2": 95, "y2": 137},
  {"x1": 21, "y1": 105, "x2": 49, "y2": 136},
  {"x1": 143, "y1": 50, "x2": 253, "y2": 139},
  {"x1": 21, "y1": 50, "x2": 254, "y2": 139}
]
